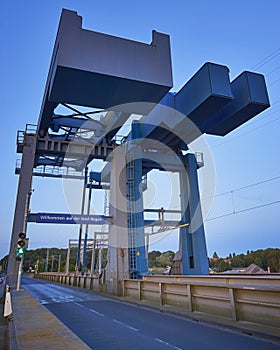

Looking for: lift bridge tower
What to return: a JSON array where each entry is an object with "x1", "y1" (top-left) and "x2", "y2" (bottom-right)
[{"x1": 7, "y1": 10, "x2": 269, "y2": 292}]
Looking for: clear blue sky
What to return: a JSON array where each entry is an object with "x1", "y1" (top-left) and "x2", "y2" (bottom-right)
[{"x1": 1, "y1": 0, "x2": 279, "y2": 260}]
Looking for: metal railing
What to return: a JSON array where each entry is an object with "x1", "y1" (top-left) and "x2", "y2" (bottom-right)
[{"x1": 15, "y1": 159, "x2": 85, "y2": 179}]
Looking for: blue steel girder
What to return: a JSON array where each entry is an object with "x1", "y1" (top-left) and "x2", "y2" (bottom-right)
[
  {"x1": 32, "y1": 9, "x2": 269, "y2": 175},
  {"x1": 126, "y1": 62, "x2": 269, "y2": 151},
  {"x1": 180, "y1": 153, "x2": 209, "y2": 275},
  {"x1": 37, "y1": 9, "x2": 173, "y2": 138},
  {"x1": 50, "y1": 115, "x2": 90, "y2": 132},
  {"x1": 205, "y1": 71, "x2": 270, "y2": 135},
  {"x1": 126, "y1": 123, "x2": 147, "y2": 278}
]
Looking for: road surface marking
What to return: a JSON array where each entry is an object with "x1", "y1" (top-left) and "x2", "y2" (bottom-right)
[
  {"x1": 89, "y1": 309, "x2": 104, "y2": 317},
  {"x1": 113, "y1": 319, "x2": 139, "y2": 331},
  {"x1": 74, "y1": 302, "x2": 86, "y2": 308},
  {"x1": 155, "y1": 338, "x2": 183, "y2": 350},
  {"x1": 74, "y1": 302, "x2": 104, "y2": 316}
]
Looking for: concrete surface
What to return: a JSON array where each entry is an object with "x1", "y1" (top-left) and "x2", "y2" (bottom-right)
[{"x1": 10, "y1": 289, "x2": 91, "y2": 350}]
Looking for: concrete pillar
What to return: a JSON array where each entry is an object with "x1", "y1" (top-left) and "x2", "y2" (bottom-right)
[
  {"x1": 7, "y1": 134, "x2": 36, "y2": 288},
  {"x1": 105, "y1": 146, "x2": 129, "y2": 294}
]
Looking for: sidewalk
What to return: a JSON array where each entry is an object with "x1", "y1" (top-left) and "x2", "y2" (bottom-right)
[
  {"x1": 0, "y1": 299, "x2": 9, "y2": 350},
  {"x1": 9, "y1": 289, "x2": 91, "y2": 349}
]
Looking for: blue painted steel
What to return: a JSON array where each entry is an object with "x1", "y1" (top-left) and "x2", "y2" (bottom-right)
[
  {"x1": 50, "y1": 116, "x2": 96, "y2": 132},
  {"x1": 36, "y1": 213, "x2": 106, "y2": 225},
  {"x1": 180, "y1": 153, "x2": 209, "y2": 275},
  {"x1": 89, "y1": 171, "x2": 101, "y2": 183},
  {"x1": 38, "y1": 10, "x2": 173, "y2": 137},
  {"x1": 206, "y1": 71, "x2": 270, "y2": 135},
  {"x1": 174, "y1": 62, "x2": 233, "y2": 126},
  {"x1": 127, "y1": 122, "x2": 147, "y2": 278},
  {"x1": 50, "y1": 67, "x2": 171, "y2": 110},
  {"x1": 16, "y1": 9, "x2": 271, "y2": 281}
]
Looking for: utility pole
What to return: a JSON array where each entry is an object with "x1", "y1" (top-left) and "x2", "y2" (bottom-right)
[
  {"x1": 45, "y1": 248, "x2": 49, "y2": 272},
  {"x1": 58, "y1": 254, "x2": 61, "y2": 272},
  {"x1": 82, "y1": 175, "x2": 93, "y2": 276},
  {"x1": 66, "y1": 240, "x2": 70, "y2": 275},
  {"x1": 51, "y1": 255, "x2": 54, "y2": 272},
  {"x1": 76, "y1": 167, "x2": 88, "y2": 275},
  {"x1": 35, "y1": 259, "x2": 39, "y2": 274},
  {"x1": 90, "y1": 233, "x2": 96, "y2": 275},
  {"x1": 98, "y1": 243, "x2": 102, "y2": 274}
]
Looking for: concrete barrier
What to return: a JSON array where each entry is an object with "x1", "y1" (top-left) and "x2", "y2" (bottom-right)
[
  {"x1": 35, "y1": 273, "x2": 103, "y2": 292},
  {"x1": 123, "y1": 279, "x2": 280, "y2": 329},
  {"x1": 34, "y1": 272, "x2": 280, "y2": 337}
]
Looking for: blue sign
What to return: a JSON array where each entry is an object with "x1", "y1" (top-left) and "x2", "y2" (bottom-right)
[{"x1": 36, "y1": 213, "x2": 106, "y2": 225}]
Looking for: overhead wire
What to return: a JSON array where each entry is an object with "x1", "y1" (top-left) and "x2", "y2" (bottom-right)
[
  {"x1": 268, "y1": 77, "x2": 280, "y2": 87},
  {"x1": 205, "y1": 47, "x2": 280, "y2": 148},
  {"x1": 208, "y1": 114, "x2": 280, "y2": 149},
  {"x1": 205, "y1": 200, "x2": 280, "y2": 222},
  {"x1": 201, "y1": 175, "x2": 280, "y2": 201},
  {"x1": 266, "y1": 65, "x2": 280, "y2": 77},
  {"x1": 206, "y1": 100, "x2": 280, "y2": 149},
  {"x1": 203, "y1": 175, "x2": 280, "y2": 222},
  {"x1": 251, "y1": 47, "x2": 280, "y2": 70}
]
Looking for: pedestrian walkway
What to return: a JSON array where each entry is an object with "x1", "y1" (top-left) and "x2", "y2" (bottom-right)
[
  {"x1": 0, "y1": 298, "x2": 9, "y2": 350},
  {"x1": 10, "y1": 289, "x2": 91, "y2": 349}
]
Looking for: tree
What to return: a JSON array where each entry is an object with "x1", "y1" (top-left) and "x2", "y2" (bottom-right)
[
  {"x1": 217, "y1": 259, "x2": 230, "y2": 272},
  {"x1": 156, "y1": 253, "x2": 171, "y2": 267},
  {"x1": 231, "y1": 254, "x2": 246, "y2": 268},
  {"x1": 148, "y1": 250, "x2": 162, "y2": 268},
  {"x1": 213, "y1": 252, "x2": 219, "y2": 259}
]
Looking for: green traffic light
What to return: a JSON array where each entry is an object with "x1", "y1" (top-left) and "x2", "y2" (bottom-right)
[{"x1": 16, "y1": 247, "x2": 25, "y2": 257}]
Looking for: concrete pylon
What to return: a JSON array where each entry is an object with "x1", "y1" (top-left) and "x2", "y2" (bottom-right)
[
  {"x1": 105, "y1": 145, "x2": 129, "y2": 294},
  {"x1": 7, "y1": 134, "x2": 36, "y2": 288}
]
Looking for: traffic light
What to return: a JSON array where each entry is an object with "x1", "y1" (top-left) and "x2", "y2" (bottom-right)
[{"x1": 16, "y1": 232, "x2": 26, "y2": 260}]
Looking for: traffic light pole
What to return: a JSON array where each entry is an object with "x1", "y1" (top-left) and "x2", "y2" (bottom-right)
[
  {"x1": 15, "y1": 191, "x2": 33, "y2": 291},
  {"x1": 16, "y1": 257, "x2": 23, "y2": 291},
  {"x1": 7, "y1": 133, "x2": 36, "y2": 288}
]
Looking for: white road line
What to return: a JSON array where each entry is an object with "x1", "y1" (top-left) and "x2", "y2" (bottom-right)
[
  {"x1": 89, "y1": 309, "x2": 104, "y2": 317},
  {"x1": 155, "y1": 338, "x2": 183, "y2": 350},
  {"x1": 113, "y1": 319, "x2": 139, "y2": 332},
  {"x1": 74, "y1": 302, "x2": 104, "y2": 316},
  {"x1": 74, "y1": 302, "x2": 86, "y2": 308}
]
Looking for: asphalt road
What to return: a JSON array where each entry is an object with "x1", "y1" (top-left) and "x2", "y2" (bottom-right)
[{"x1": 22, "y1": 276, "x2": 279, "y2": 350}]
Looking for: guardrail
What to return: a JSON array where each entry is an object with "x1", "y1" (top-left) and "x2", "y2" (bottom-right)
[
  {"x1": 35, "y1": 273, "x2": 280, "y2": 330},
  {"x1": 35, "y1": 273, "x2": 104, "y2": 292},
  {"x1": 123, "y1": 279, "x2": 280, "y2": 329},
  {"x1": 142, "y1": 274, "x2": 280, "y2": 287}
]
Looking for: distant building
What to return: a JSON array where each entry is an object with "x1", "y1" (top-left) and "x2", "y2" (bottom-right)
[
  {"x1": 209, "y1": 257, "x2": 232, "y2": 264},
  {"x1": 221, "y1": 263, "x2": 267, "y2": 274}
]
